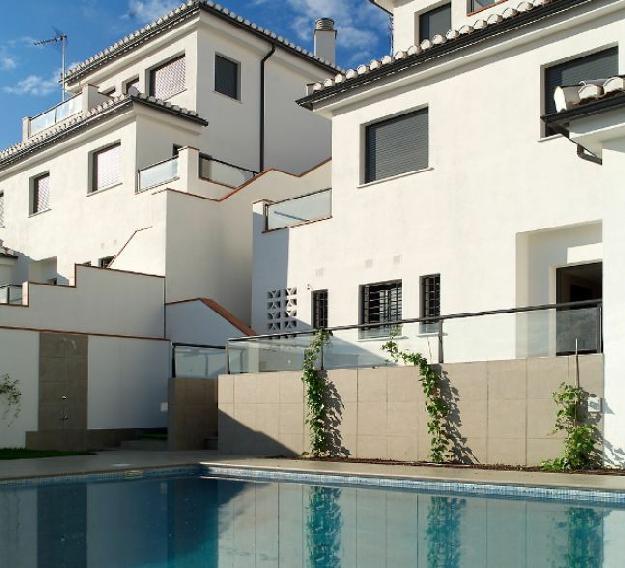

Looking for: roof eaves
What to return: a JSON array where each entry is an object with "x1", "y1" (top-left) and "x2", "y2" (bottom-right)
[
  {"x1": 368, "y1": 0, "x2": 393, "y2": 15},
  {"x1": 65, "y1": 0, "x2": 339, "y2": 84},
  {"x1": 0, "y1": 94, "x2": 207, "y2": 171},
  {"x1": 543, "y1": 90, "x2": 625, "y2": 125},
  {"x1": 299, "y1": 0, "x2": 593, "y2": 109}
]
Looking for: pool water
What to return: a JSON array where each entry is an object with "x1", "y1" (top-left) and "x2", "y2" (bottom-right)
[{"x1": 1, "y1": 473, "x2": 623, "y2": 567}]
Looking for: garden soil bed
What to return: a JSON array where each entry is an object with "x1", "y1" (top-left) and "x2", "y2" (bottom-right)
[{"x1": 274, "y1": 456, "x2": 625, "y2": 476}]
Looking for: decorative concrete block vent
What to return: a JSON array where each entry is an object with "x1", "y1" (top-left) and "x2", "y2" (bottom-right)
[{"x1": 266, "y1": 288, "x2": 298, "y2": 331}]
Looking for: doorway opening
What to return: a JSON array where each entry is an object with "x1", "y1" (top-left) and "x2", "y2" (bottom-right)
[{"x1": 555, "y1": 262, "x2": 602, "y2": 355}]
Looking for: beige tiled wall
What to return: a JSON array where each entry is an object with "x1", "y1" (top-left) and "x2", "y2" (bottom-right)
[{"x1": 218, "y1": 354, "x2": 604, "y2": 465}]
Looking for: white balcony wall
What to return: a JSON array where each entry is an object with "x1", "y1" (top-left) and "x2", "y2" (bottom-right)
[{"x1": 250, "y1": 3, "x2": 625, "y2": 461}]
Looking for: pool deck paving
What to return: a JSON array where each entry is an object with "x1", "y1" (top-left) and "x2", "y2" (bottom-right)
[{"x1": 1, "y1": 450, "x2": 625, "y2": 492}]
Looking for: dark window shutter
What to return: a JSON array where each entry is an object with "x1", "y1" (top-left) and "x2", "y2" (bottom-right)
[
  {"x1": 421, "y1": 274, "x2": 441, "y2": 333},
  {"x1": 215, "y1": 55, "x2": 239, "y2": 99},
  {"x1": 419, "y1": 4, "x2": 451, "y2": 42},
  {"x1": 545, "y1": 47, "x2": 618, "y2": 116},
  {"x1": 312, "y1": 290, "x2": 328, "y2": 329},
  {"x1": 365, "y1": 109, "x2": 428, "y2": 183}
]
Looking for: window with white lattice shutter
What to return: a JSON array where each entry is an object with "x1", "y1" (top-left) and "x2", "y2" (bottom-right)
[
  {"x1": 92, "y1": 143, "x2": 121, "y2": 192},
  {"x1": 150, "y1": 56, "x2": 186, "y2": 100},
  {"x1": 31, "y1": 174, "x2": 50, "y2": 214}
]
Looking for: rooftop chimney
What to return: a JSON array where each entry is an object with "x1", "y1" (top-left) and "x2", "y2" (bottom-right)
[{"x1": 314, "y1": 18, "x2": 337, "y2": 65}]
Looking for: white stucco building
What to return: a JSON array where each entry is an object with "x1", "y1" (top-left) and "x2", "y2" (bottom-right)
[
  {"x1": 249, "y1": 0, "x2": 625, "y2": 464},
  {"x1": 0, "y1": 1, "x2": 338, "y2": 448}
]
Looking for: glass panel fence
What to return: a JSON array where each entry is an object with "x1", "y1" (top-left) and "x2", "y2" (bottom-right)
[
  {"x1": 173, "y1": 345, "x2": 226, "y2": 379},
  {"x1": 138, "y1": 157, "x2": 179, "y2": 191},
  {"x1": 227, "y1": 334, "x2": 314, "y2": 374},
  {"x1": 226, "y1": 303, "x2": 601, "y2": 374},
  {"x1": 323, "y1": 323, "x2": 441, "y2": 370},
  {"x1": 199, "y1": 157, "x2": 255, "y2": 187},
  {"x1": 441, "y1": 306, "x2": 600, "y2": 364},
  {"x1": 0, "y1": 285, "x2": 23, "y2": 305},
  {"x1": 266, "y1": 189, "x2": 332, "y2": 230},
  {"x1": 29, "y1": 96, "x2": 82, "y2": 136}
]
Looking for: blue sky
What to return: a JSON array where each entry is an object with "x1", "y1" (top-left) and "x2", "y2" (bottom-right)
[{"x1": 0, "y1": 0, "x2": 391, "y2": 149}]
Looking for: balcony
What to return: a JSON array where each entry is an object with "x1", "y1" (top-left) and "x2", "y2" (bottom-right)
[
  {"x1": 172, "y1": 343, "x2": 226, "y2": 379},
  {"x1": 138, "y1": 156, "x2": 179, "y2": 192},
  {"x1": 199, "y1": 154, "x2": 256, "y2": 188},
  {"x1": 226, "y1": 300, "x2": 602, "y2": 374},
  {"x1": 26, "y1": 95, "x2": 83, "y2": 137},
  {"x1": 0, "y1": 285, "x2": 23, "y2": 305},
  {"x1": 265, "y1": 188, "x2": 332, "y2": 231},
  {"x1": 136, "y1": 147, "x2": 259, "y2": 199}
]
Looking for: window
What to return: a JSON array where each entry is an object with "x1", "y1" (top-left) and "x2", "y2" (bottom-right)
[
  {"x1": 312, "y1": 290, "x2": 328, "y2": 329},
  {"x1": 30, "y1": 173, "x2": 50, "y2": 215},
  {"x1": 124, "y1": 77, "x2": 140, "y2": 95},
  {"x1": 150, "y1": 55, "x2": 186, "y2": 100},
  {"x1": 421, "y1": 274, "x2": 441, "y2": 333},
  {"x1": 544, "y1": 47, "x2": 618, "y2": 134},
  {"x1": 419, "y1": 3, "x2": 451, "y2": 42},
  {"x1": 467, "y1": 0, "x2": 498, "y2": 13},
  {"x1": 99, "y1": 256, "x2": 114, "y2": 268},
  {"x1": 365, "y1": 108, "x2": 428, "y2": 183},
  {"x1": 215, "y1": 55, "x2": 240, "y2": 100},
  {"x1": 360, "y1": 280, "x2": 402, "y2": 338},
  {"x1": 0, "y1": 191, "x2": 4, "y2": 227},
  {"x1": 91, "y1": 143, "x2": 121, "y2": 192}
]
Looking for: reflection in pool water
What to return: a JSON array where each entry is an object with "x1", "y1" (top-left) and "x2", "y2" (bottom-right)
[{"x1": 0, "y1": 474, "x2": 621, "y2": 567}]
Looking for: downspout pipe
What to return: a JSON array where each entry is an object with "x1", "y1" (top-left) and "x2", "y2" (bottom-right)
[{"x1": 259, "y1": 45, "x2": 276, "y2": 172}]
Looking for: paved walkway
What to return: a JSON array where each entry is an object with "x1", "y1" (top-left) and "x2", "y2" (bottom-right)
[{"x1": 2, "y1": 451, "x2": 625, "y2": 492}]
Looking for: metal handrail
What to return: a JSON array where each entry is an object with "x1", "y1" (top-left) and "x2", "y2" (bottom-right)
[
  {"x1": 228, "y1": 299, "x2": 602, "y2": 342},
  {"x1": 198, "y1": 153, "x2": 258, "y2": 176}
]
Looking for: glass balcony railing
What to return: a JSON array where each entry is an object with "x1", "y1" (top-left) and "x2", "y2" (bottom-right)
[
  {"x1": 226, "y1": 301, "x2": 602, "y2": 374},
  {"x1": 29, "y1": 95, "x2": 82, "y2": 136},
  {"x1": 138, "y1": 157, "x2": 179, "y2": 192},
  {"x1": 0, "y1": 285, "x2": 23, "y2": 305},
  {"x1": 265, "y1": 188, "x2": 332, "y2": 231},
  {"x1": 172, "y1": 344, "x2": 226, "y2": 379},
  {"x1": 199, "y1": 155, "x2": 257, "y2": 188}
]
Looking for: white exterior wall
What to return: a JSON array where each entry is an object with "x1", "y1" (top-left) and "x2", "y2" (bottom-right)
[
  {"x1": 88, "y1": 336, "x2": 169, "y2": 430},
  {"x1": 164, "y1": 161, "x2": 332, "y2": 322},
  {"x1": 0, "y1": 108, "x2": 204, "y2": 284},
  {"x1": 0, "y1": 329, "x2": 38, "y2": 447},
  {"x1": 252, "y1": 3, "x2": 625, "y2": 461},
  {"x1": 0, "y1": 265, "x2": 164, "y2": 338},
  {"x1": 166, "y1": 300, "x2": 249, "y2": 345}
]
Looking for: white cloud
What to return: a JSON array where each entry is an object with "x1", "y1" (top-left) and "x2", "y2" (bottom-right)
[
  {"x1": 2, "y1": 72, "x2": 60, "y2": 97},
  {"x1": 126, "y1": 0, "x2": 180, "y2": 23},
  {"x1": 0, "y1": 56, "x2": 16, "y2": 71}
]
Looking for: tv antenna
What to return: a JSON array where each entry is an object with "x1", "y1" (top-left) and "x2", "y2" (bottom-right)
[{"x1": 34, "y1": 31, "x2": 68, "y2": 102}]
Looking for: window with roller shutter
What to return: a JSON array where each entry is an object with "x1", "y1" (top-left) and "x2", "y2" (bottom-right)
[
  {"x1": 544, "y1": 47, "x2": 618, "y2": 135},
  {"x1": 30, "y1": 173, "x2": 50, "y2": 215},
  {"x1": 91, "y1": 143, "x2": 121, "y2": 193},
  {"x1": 419, "y1": 4, "x2": 451, "y2": 42},
  {"x1": 365, "y1": 108, "x2": 429, "y2": 184},
  {"x1": 150, "y1": 55, "x2": 186, "y2": 100}
]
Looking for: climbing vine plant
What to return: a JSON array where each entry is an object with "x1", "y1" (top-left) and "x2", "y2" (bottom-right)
[
  {"x1": 302, "y1": 329, "x2": 331, "y2": 456},
  {"x1": 382, "y1": 331, "x2": 450, "y2": 463},
  {"x1": 541, "y1": 382, "x2": 600, "y2": 472},
  {"x1": 0, "y1": 374, "x2": 21, "y2": 424}
]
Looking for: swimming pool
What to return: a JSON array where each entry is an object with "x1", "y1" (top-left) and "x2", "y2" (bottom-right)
[{"x1": 1, "y1": 467, "x2": 623, "y2": 567}]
